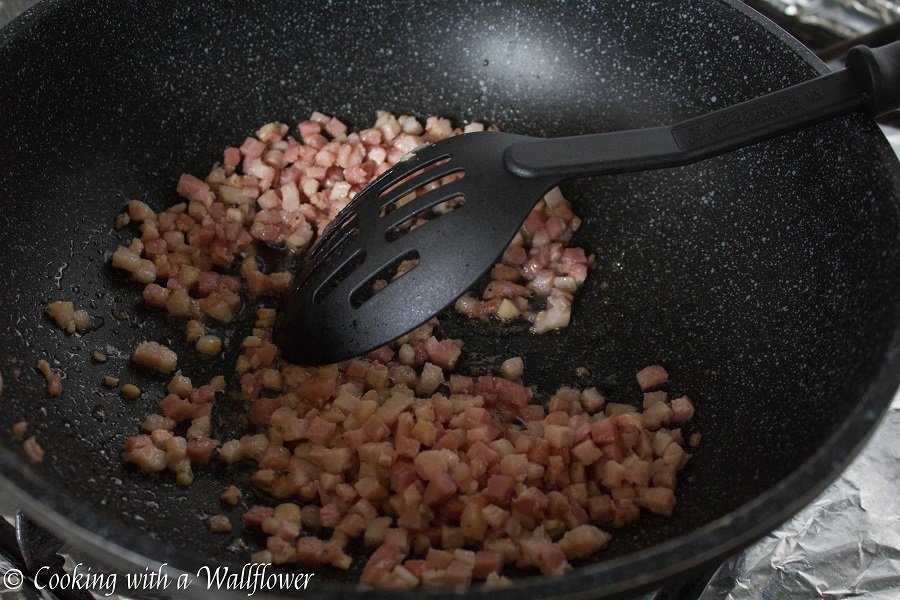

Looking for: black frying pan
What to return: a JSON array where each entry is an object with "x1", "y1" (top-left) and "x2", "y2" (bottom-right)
[{"x1": 0, "y1": 1, "x2": 898, "y2": 598}]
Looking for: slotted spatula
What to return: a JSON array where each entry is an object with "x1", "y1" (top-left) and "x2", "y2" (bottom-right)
[{"x1": 274, "y1": 42, "x2": 900, "y2": 365}]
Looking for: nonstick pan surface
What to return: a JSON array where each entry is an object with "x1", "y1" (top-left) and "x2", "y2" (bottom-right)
[{"x1": 0, "y1": 1, "x2": 899, "y2": 598}]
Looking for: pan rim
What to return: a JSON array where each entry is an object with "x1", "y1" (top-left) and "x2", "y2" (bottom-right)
[{"x1": 0, "y1": 0, "x2": 898, "y2": 598}]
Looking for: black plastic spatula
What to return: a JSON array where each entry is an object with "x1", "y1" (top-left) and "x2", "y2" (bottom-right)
[{"x1": 274, "y1": 42, "x2": 900, "y2": 365}]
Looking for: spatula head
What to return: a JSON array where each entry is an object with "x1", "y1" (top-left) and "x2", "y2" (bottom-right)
[{"x1": 273, "y1": 131, "x2": 554, "y2": 365}]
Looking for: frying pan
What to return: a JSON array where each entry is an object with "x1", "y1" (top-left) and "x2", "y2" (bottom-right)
[{"x1": 0, "y1": 0, "x2": 898, "y2": 598}]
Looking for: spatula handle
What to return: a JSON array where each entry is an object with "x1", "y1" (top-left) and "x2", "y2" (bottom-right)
[{"x1": 504, "y1": 42, "x2": 900, "y2": 180}]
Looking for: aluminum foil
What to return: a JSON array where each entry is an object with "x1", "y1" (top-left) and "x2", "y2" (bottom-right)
[
  {"x1": 755, "y1": 0, "x2": 900, "y2": 38},
  {"x1": 699, "y1": 391, "x2": 900, "y2": 599}
]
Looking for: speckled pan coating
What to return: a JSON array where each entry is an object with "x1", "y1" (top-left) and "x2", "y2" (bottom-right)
[{"x1": 0, "y1": 0, "x2": 898, "y2": 598}]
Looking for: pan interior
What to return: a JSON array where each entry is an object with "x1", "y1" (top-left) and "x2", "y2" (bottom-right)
[{"x1": 0, "y1": 0, "x2": 898, "y2": 590}]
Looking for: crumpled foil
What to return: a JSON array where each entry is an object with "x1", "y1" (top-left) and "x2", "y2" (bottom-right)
[
  {"x1": 698, "y1": 391, "x2": 900, "y2": 599},
  {"x1": 754, "y1": 0, "x2": 900, "y2": 38},
  {"x1": 882, "y1": 126, "x2": 900, "y2": 158}
]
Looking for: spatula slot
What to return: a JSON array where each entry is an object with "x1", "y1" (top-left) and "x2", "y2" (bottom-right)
[
  {"x1": 307, "y1": 210, "x2": 359, "y2": 266},
  {"x1": 312, "y1": 247, "x2": 366, "y2": 306},
  {"x1": 378, "y1": 163, "x2": 464, "y2": 217},
  {"x1": 349, "y1": 250, "x2": 420, "y2": 309},
  {"x1": 378, "y1": 156, "x2": 451, "y2": 201},
  {"x1": 385, "y1": 194, "x2": 466, "y2": 242}
]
